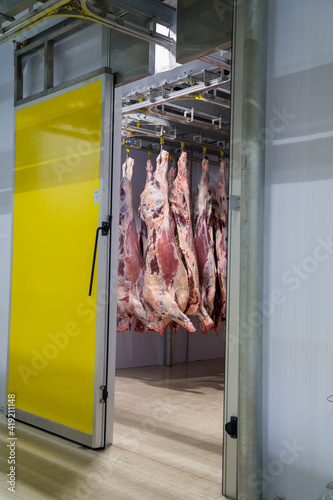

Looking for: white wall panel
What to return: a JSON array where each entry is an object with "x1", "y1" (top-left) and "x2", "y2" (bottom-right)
[
  {"x1": 0, "y1": 42, "x2": 14, "y2": 411},
  {"x1": 263, "y1": 1, "x2": 333, "y2": 498}
]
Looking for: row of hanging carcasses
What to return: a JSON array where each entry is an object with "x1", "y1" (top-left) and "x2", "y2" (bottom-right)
[{"x1": 117, "y1": 150, "x2": 228, "y2": 335}]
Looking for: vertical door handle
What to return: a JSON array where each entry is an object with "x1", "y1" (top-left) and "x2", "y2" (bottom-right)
[{"x1": 89, "y1": 220, "x2": 110, "y2": 296}]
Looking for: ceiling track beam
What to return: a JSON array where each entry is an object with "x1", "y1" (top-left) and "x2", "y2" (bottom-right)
[
  {"x1": 121, "y1": 135, "x2": 229, "y2": 159},
  {"x1": 0, "y1": 0, "x2": 174, "y2": 47},
  {"x1": 106, "y1": 0, "x2": 176, "y2": 27},
  {"x1": 80, "y1": 0, "x2": 173, "y2": 47},
  {"x1": 0, "y1": 0, "x2": 70, "y2": 44},
  {"x1": 122, "y1": 77, "x2": 231, "y2": 114},
  {"x1": 146, "y1": 107, "x2": 230, "y2": 135}
]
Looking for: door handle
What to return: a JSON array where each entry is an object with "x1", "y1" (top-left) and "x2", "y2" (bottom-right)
[{"x1": 89, "y1": 219, "x2": 110, "y2": 296}]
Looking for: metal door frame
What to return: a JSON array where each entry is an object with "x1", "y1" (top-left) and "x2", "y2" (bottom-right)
[
  {"x1": 222, "y1": 0, "x2": 244, "y2": 496},
  {"x1": 104, "y1": 85, "x2": 122, "y2": 447}
]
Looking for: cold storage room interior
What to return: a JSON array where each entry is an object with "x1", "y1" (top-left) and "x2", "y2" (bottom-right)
[
  {"x1": 113, "y1": 43, "x2": 232, "y2": 490},
  {"x1": 0, "y1": 0, "x2": 238, "y2": 498}
]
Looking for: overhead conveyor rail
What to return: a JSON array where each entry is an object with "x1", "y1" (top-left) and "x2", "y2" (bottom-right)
[
  {"x1": 0, "y1": 0, "x2": 175, "y2": 46},
  {"x1": 121, "y1": 67, "x2": 231, "y2": 156}
]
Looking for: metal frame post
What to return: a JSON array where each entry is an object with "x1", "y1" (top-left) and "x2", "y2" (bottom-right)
[
  {"x1": 14, "y1": 50, "x2": 23, "y2": 102},
  {"x1": 238, "y1": 0, "x2": 268, "y2": 498},
  {"x1": 43, "y1": 40, "x2": 54, "y2": 91}
]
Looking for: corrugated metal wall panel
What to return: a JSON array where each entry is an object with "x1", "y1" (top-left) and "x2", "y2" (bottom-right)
[{"x1": 263, "y1": 1, "x2": 333, "y2": 498}]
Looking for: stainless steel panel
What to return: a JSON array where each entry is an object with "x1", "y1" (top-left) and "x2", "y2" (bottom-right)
[
  {"x1": 0, "y1": 0, "x2": 30, "y2": 17},
  {"x1": 176, "y1": 0, "x2": 232, "y2": 63},
  {"x1": 53, "y1": 24, "x2": 102, "y2": 87},
  {"x1": 108, "y1": 28, "x2": 154, "y2": 85},
  {"x1": 109, "y1": 0, "x2": 176, "y2": 27}
]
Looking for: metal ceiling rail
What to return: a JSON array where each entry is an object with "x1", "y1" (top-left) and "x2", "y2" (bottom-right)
[
  {"x1": 122, "y1": 76, "x2": 231, "y2": 114},
  {"x1": 199, "y1": 54, "x2": 231, "y2": 72},
  {"x1": 0, "y1": 0, "x2": 69, "y2": 43},
  {"x1": 159, "y1": 101, "x2": 229, "y2": 123},
  {"x1": 80, "y1": 0, "x2": 174, "y2": 47},
  {"x1": 0, "y1": 0, "x2": 174, "y2": 47},
  {"x1": 121, "y1": 135, "x2": 229, "y2": 159},
  {"x1": 106, "y1": 0, "x2": 176, "y2": 27},
  {"x1": 147, "y1": 105, "x2": 230, "y2": 134}
]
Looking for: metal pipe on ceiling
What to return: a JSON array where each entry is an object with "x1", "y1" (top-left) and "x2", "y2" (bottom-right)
[
  {"x1": 0, "y1": 0, "x2": 174, "y2": 46},
  {"x1": 80, "y1": 0, "x2": 174, "y2": 47},
  {"x1": 0, "y1": 0, "x2": 69, "y2": 44}
]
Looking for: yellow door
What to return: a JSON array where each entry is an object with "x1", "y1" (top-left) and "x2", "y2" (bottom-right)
[{"x1": 8, "y1": 78, "x2": 111, "y2": 447}]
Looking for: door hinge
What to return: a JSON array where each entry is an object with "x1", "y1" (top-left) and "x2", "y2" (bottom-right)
[
  {"x1": 102, "y1": 215, "x2": 112, "y2": 235},
  {"x1": 228, "y1": 195, "x2": 240, "y2": 211},
  {"x1": 101, "y1": 221, "x2": 109, "y2": 236},
  {"x1": 100, "y1": 385, "x2": 108, "y2": 404},
  {"x1": 225, "y1": 416, "x2": 238, "y2": 438}
]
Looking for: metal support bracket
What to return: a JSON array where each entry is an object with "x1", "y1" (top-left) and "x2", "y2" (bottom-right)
[
  {"x1": 184, "y1": 107, "x2": 194, "y2": 122},
  {"x1": 228, "y1": 195, "x2": 241, "y2": 211}
]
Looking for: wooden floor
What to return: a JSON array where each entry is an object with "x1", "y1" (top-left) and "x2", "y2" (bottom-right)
[{"x1": 0, "y1": 359, "x2": 226, "y2": 499}]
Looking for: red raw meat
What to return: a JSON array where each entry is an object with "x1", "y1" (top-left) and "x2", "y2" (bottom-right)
[
  {"x1": 139, "y1": 158, "x2": 153, "y2": 259},
  {"x1": 169, "y1": 152, "x2": 214, "y2": 333},
  {"x1": 117, "y1": 157, "x2": 147, "y2": 332},
  {"x1": 167, "y1": 165, "x2": 176, "y2": 186},
  {"x1": 140, "y1": 150, "x2": 196, "y2": 335},
  {"x1": 194, "y1": 158, "x2": 216, "y2": 321},
  {"x1": 213, "y1": 159, "x2": 228, "y2": 330}
]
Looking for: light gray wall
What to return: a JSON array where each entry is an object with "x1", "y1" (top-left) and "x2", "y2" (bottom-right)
[
  {"x1": 263, "y1": 1, "x2": 333, "y2": 499},
  {"x1": 0, "y1": 42, "x2": 14, "y2": 411},
  {"x1": 116, "y1": 148, "x2": 225, "y2": 369}
]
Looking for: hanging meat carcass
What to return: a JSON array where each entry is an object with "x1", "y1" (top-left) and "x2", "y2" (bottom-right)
[
  {"x1": 167, "y1": 164, "x2": 176, "y2": 186},
  {"x1": 213, "y1": 158, "x2": 228, "y2": 329},
  {"x1": 117, "y1": 157, "x2": 148, "y2": 332},
  {"x1": 194, "y1": 158, "x2": 217, "y2": 322},
  {"x1": 139, "y1": 158, "x2": 153, "y2": 259},
  {"x1": 169, "y1": 151, "x2": 214, "y2": 333},
  {"x1": 140, "y1": 150, "x2": 196, "y2": 335}
]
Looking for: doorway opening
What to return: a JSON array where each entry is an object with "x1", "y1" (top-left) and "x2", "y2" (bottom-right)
[{"x1": 113, "y1": 45, "x2": 232, "y2": 498}]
